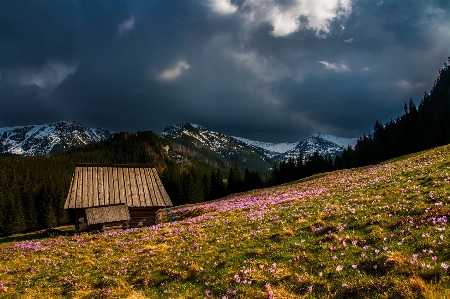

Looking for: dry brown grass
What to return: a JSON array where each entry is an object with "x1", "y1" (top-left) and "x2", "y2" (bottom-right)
[{"x1": 383, "y1": 251, "x2": 413, "y2": 275}]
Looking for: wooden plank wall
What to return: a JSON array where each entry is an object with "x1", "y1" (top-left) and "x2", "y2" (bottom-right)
[
  {"x1": 101, "y1": 221, "x2": 129, "y2": 232},
  {"x1": 64, "y1": 165, "x2": 173, "y2": 209},
  {"x1": 128, "y1": 207, "x2": 158, "y2": 228},
  {"x1": 85, "y1": 204, "x2": 130, "y2": 225}
]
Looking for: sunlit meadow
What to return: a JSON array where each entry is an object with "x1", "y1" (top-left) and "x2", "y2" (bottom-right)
[{"x1": 1, "y1": 145, "x2": 450, "y2": 298}]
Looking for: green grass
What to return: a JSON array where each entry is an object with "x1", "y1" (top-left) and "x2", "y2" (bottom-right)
[
  {"x1": 1, "y1": 145, "x2": 450, "y2": 298},
  {"x1": 0, "y1": 226, "x2": 75, "y2": 245}
]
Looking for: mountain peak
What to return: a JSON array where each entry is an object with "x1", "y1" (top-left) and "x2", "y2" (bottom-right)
[
  {"x1": 311, "y1": 132, "x2": 324, "y2": 138},
  {"x1": 189, "y1": 123, "x2": 203, "y2": 130},
  {"x1": 160, "y1": 122, "x2": 207, "y2": 137}
]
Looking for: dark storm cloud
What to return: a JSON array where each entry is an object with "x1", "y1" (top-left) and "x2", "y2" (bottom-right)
[{"x1": 1, "y1": 0, "x2": 449, "y2": 142}]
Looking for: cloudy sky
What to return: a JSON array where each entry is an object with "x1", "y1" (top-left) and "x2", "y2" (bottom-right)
[{"x1": 1, "y1": 0, "x2": 449, "y2": 142}]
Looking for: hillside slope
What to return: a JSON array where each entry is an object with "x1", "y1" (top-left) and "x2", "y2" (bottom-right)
[
  {"x1": 161, "y1": 123, "x2": 275, "y2": 174},
  {"x1": 1, "y1": 145, "x2": 450, "y2": 298}
]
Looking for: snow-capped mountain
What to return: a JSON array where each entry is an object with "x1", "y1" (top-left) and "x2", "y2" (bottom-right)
[
  {"x1": 160, "y1": 123, "x2": 277, "y2": 173},
  {"x1": 274, "y1": 133, "x2": 358, "y2": 161},
  {"x1": 161, "y1": 123, "x2": 262, "y2": 159},
  {"x1": 317, "y1": 133, "x2": 358, "y2": 149},
  {"x1": 160, "y1": 123, "x2": 358, "y2": 166},
  {"x1": 232, "y1": 136, "x2": 298, "y2": 159},
  {"x1": 235, "y1": 133, "x2": 357, "y2": 162},
  {"x1": 0, "y1": 121, "x2": 111, "y2": 156}
]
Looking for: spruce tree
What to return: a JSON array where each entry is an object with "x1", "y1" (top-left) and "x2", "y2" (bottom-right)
[
  {"x1": 210, "y1": 169, "x2": 226, "y2": 199},
  {"x1": 4, "y1": 188, "x2": 26, "y2": 235},
  {"x1": 202, "y1": 172, "x2": 212, "y2": 202},
  {"x1": 227, "y1": 163, "x2": 243, "y2": 194},
  {"x1": 0, "y1": 172, "x2": 7, "y2": 235}
]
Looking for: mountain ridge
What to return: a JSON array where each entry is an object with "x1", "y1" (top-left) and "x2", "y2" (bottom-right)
[
  {"x1": 0, "y1": 120, "x2": 358, "y2": 169},
  {"x1": 160, "y1": 122, "x2": 273, "y2": 173},
  {"x1": 0, "y1": 121, "x2": 111, "y2": 156},
  {"x1": 160, "y1": 122, "x2": 358, "y2": 163}
]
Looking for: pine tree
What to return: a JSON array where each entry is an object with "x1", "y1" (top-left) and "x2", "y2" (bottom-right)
[
  {"x1": 210, "y1": 169, "x2": 226, "y2": 199},
  {"x1": 202, "y1": 172, "x2": 212, "y2": 202},
  {"x1": 161, "y1": 166, "x2": 184, "y2": 205},
  {"x1": 243, "y1": 167, "x2": 263, "y2": 191},
  {"x1": 270, "y1": 162, "x2": 280, "y2": 186},
  {"x1": 227, "y1": 163, "x2": 243, "y2": 194},
  {"x1": 296, "y1": 154, "x2": 305, "y2": 180},
  {"x1": 40, "y1": 185, "x2": 58, "y2": 228},
  {"x1": 4, "y1": 188, "x2": 26, "y2": 235},
  {"x1": 0, "y1": 172, "x2": 7, "y2": 235}
]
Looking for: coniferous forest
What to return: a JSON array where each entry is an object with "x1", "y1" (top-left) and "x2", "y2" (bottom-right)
[
  {"x1": 0, "y1": 57, "x2": 449, "y2": 236},
  {"x1": 334, "y1": 57, "x2": 450, "y2": 169}
]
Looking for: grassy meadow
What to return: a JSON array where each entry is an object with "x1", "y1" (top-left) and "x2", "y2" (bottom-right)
[{"x1": 1, "y1": 145, "x2": 450, "y2": 298}]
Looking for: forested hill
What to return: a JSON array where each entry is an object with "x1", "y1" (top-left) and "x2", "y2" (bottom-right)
[
  {"x1": 160, "y1": 123, "x2": 275, "y2": 174},
  {"x1": 335, "y1": 57, "x2": 450, "y2": 169},
  {"x1": 65, "y1": 131, "x2": 171, "y2": 169}
]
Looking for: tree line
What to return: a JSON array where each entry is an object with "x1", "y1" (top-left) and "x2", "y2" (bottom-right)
[
  {"x1": 162, "y1": 151, "x2": 338, "y2": 206},
  {"x1": 161, "y1": 163, "x2": 264, "y2": 206},
  {"x1": 335, "y1": 57, "x2": 450, "y2": 169},
  {"x1": 270, "y1": 153, "x2": 334, "y2": 186}
]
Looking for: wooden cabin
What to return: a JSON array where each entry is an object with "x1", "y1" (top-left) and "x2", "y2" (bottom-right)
[{"x1": 64, "y1": 164, "x2": 173, "y2": 232}]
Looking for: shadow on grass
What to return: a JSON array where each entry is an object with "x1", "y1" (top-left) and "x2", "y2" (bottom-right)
[{"x1": 0, "y1": 226, "x2": 76, "y2": 244}]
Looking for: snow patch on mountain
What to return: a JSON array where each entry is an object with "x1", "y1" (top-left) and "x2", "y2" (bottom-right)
[
  {"x1": 313, "y1": 132, "x2": 358, "y2": 148},
  {"x1": 0, "y1": 121, "x2": 111, "y2": 156},
  {"x1": 232, "y1": 136, "x2": 298, "y2": 154}
]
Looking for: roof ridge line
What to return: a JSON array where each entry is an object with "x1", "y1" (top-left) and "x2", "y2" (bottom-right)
[{"x1": 75, "y1": 163, "x2": 155, "y2": 168}]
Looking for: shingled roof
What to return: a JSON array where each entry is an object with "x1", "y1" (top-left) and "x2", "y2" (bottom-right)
[{"x1": 64, "y1": 164, "x2": 172, "y2": 209}]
